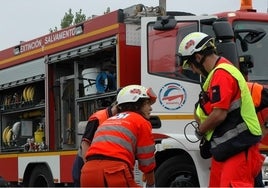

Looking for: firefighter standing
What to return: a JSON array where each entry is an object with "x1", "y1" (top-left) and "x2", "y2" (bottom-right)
[
  {"x1": 248, "y1": 82, "x2": 268, "y2": 187},
  {"x1": 248, "y1": 82, "x2": 268, "y2": 121},
  {"x1": 80, "y1": 84, "x2": 157, "y2": 187},
  {"x1": 178, "y1": 32, "x2": 264, "y2": 187},
  {"x1": 72, "y1": 102, "x2": 118, "y2": 187}
]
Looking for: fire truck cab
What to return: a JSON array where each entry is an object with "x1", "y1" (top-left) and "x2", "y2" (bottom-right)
[
  {"x1": 141, "y1": 13, "x2": 268, "y2": 186},
  {"x1": 0, "y1": 1, "x2": 268, "y2": 187}
]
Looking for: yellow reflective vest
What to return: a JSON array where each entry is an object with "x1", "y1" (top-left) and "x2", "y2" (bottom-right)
[{"x1": 196, "y1": 62, "x2": 262, "y2": 141}]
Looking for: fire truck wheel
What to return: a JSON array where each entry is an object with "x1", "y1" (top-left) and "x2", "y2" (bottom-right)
[
  {"x1": 155, "y1": 156, "x2": 199, "y2": 187},
  {"x1": 28, "y1": 164, "x2": 54, "y2": 187}
]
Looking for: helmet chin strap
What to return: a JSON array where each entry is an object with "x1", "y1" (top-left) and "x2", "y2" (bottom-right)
[
  {"x1": 191, "y1": 55, "x2": 209, "y2": 78},
  {"x1": 198, "y1": 55, "x2": 209, "y2": 78}
]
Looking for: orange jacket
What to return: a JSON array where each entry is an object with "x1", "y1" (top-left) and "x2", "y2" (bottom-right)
[
  {"x1": 82, "y1": 107, "x2": 112, "y2": 143},
  {"x1": 248, "y1": 82, "x2": 268, "y2": 145},
  {"x1": 86, "y1": 111, "x2": 156, "y2": 173},
  {"x1": 248, "y1": 82, "x2": 268, "y2": 112},
  {"x1": 248, "y1": 82, "x2": 263, "y2": 109},
  {"x1": 88, "y1": 108, "x2": 112, "y2": 123}
]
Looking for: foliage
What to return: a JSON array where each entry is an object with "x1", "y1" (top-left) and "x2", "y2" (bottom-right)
[
  {"x1": 61, "y1": 8, "x2": 75, "y2": 29},
  {"x1": 49, "y1": 8, "x2": 86, "y2": 33},
  {"x1": 74, "y1": 9, "x2": 86, "y2": 26},
  {"x1": 49, "y1": 7, "x2": 110, "y2": 33}
]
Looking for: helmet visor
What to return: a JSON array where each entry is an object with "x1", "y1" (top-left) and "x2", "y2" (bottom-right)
[
  {"x1": 147, "y1": 88, "x2": 157, "y2": 104},
  {"x1": 182, "y1": 60, "x2": 191, "y2": 70},
  {"x1": 179, "y1": 55, "x2": 195, "y2": 70}
]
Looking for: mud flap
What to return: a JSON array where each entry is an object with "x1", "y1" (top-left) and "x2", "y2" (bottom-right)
[{"x1": 104, "y1": 165, "x2": 129, "y2": 187}]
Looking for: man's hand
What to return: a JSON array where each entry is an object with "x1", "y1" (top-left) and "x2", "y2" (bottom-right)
[
  {"x1": 195, "y1": 128, "x2": 203, "y2": 140},
  {"x1": 142, "y1": 171, "x2": 155, "y2": 187},
  {"x1": 81, "y1": 140, "x2": 90, "y2": 163}
]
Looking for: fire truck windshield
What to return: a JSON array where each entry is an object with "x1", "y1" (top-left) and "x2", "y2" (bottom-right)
[
  {"x1": 147, "y1": 21, "x2": 202, "y2": 83},
  {"x1": 147, "y1": 19, "x2": 268, "y2": 85},
  {"x1": 234, "y1": 21, "x2": 268, "y2": 83}
]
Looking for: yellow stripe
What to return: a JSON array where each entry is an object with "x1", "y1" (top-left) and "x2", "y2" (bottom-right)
[
  {"x1": 157, "y1": 114, "x2": 194, "y2": 120},
  {"x1": 0, "y1": 150, "x2": 77, "y2": 158},
  {"x1": 0, "y1": 153, "x2": 18, "y2": 158},
  {"x1": 1, "y1": 23, "x2": 119, "y2": 66},
  {"x1": 60, "y1": 150, "x2": 78, "y2": 156},
  {"x1": 18, "y1": 152, "x2": 61, "y2": 157}
]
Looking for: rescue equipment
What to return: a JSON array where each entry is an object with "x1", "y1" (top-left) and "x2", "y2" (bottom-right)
[
  {"x1": 96, "y1": 72, "x2": 116, "y2": 93},
  {"x1": 82, "y1": 68, "x2": 100, "y2": 95}
]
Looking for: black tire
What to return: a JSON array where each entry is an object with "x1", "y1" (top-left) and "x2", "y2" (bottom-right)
[
  {"x1": 28, "y1": 164, "x2": 55, "y2": 187},
  {"x1": 155, "y1": 156, "x2": 199, "y2": 187}
]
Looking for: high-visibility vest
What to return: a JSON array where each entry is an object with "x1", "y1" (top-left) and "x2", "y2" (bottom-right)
[
  {"x1": 196, "y1": 62, "x2": 262, "y2": 141},
  {"x1": 88, "y1": 107, "x2": 112, "y2": 124}
]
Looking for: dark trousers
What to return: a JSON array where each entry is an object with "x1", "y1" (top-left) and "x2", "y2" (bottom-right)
[
  {"x1": 72, "y1": 155, "x2": 84, "y2": 187},
  {"x1": 254, "y1": 171, "x2": 264, "y2": 188}
]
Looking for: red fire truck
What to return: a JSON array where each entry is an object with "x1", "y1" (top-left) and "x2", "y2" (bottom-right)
[{"x1": 0, "y1": 0, "x2": 268, "y2": 187}]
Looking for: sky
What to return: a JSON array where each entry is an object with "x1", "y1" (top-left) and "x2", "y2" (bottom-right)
[{"x1": 0, "y1": 0, "x2": 267, "y2": 51}]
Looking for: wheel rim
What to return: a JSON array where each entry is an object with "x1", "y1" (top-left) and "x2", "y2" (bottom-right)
[{"x1": 169, "y1": 171, "x2": 195, "y2": 187}]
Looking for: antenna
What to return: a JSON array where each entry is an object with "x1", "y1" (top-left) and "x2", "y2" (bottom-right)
[{"x1": 159, "y1": 0, "x2": 166, "y2": 15}]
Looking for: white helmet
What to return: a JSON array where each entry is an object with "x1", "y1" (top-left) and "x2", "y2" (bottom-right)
[
  {"x1": 178, "y1": 32, "x2": 215, "y2": 59},
  {"x1": 117, "y1": 85, "x2": 157, "y2": 105}
]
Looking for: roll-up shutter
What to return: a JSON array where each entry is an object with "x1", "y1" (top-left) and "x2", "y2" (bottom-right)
[
  {"x1": 46, "y1": 36, "x2": 117, "y2": 64},
  {"x1": 0, "y1": 58, "x2": 45, "y2": 90}
]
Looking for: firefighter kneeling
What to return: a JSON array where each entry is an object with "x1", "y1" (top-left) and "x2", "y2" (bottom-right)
[{"x1": 80, "y1": 85, "x2": 157, "y2": 187}]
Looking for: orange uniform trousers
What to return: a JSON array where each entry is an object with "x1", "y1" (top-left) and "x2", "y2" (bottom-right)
[
  {"x1": 80, "y1": 159, "x2": 141, "y2": 187},
  {"x1": 209, "y1": 144, "x2": 264, "y2": 187}
]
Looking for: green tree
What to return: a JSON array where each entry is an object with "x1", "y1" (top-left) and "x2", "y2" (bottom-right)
[
  {"x1": 74, "y1": 9, "x2": 86, "y2": 25},
  {"x1": 61, "y1": 8, "x2": 74, "y2": 29},
  {"x1": 50, "y1": 8, "x2": 86, "y2": 32}
]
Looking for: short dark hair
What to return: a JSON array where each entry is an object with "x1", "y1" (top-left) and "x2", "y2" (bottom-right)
[
  {"x1": 199, "y1": 46, "x2": 216, "y2": 56},
  {"x1": 118, "y1": 98, "x2": 148, "y2": 113}
]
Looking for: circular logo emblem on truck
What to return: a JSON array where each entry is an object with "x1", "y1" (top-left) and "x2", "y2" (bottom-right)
[{"x1": 159, "y1": 83, "x2": 186, "y2": 110}]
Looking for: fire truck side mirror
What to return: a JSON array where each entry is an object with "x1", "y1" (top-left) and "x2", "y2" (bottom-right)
[
  {"x1": 150, "y1": 115, "x2": 161, "y2": 128},
  {"x1": 153, "y1": 16, "x2": 177, "y2": 30},
  {"x1": 243, "y1": 28, "x2": 266, "y2": 44},
  {"x1": 234, "y1": 28, "x2": 266, "y2": 48}
]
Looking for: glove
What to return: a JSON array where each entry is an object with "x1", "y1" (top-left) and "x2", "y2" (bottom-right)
[{"x1": 195, "y1": 128, "x2": 203, "y2": 140}]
